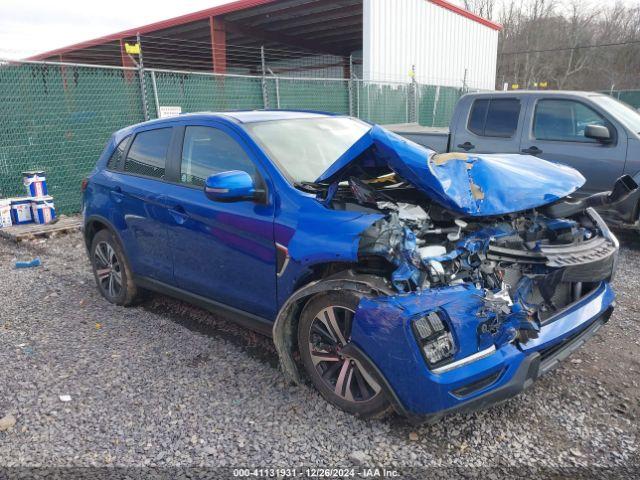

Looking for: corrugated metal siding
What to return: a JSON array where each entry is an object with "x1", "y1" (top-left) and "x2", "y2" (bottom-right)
[{"x1": 363, "y1": 0, "x2": 498, "y2": 89}]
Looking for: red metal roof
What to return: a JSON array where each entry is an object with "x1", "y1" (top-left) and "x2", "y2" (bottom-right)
[
  {"x1": 429, "y1": 0, "x2": 502, "y2": 31},
  {"x1": 28, "y1": 0, "x2": 500, "y2": 60},
  {"x1": 28, "y1": 0, "x2": 279, "y2": 59}
]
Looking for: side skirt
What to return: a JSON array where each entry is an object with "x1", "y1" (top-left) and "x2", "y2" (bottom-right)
[{"x1": 134, "y1": 275, "x2": 274, "y2": 338}]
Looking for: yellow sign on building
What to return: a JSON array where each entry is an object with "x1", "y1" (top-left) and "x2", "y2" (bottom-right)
[{"x1": 124, "y1": 43, "x2": 140, "y2": 55}]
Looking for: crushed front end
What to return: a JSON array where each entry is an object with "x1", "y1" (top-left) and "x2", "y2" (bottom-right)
[
  {"x1": 302, "y1": 129, "x2": 629, "y2": 419},
  {"x1": 349, "y1": 202, "x2": 618, "y2": 419}
]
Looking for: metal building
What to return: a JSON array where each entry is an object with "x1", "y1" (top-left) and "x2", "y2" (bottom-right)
[{"x1": 29, "y1": 0, "x2": 500, "y2": 89}]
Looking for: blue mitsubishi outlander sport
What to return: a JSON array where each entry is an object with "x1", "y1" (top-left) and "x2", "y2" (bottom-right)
[{"x1": 83, "y1": 110, "x2": 631, "y2": 421}]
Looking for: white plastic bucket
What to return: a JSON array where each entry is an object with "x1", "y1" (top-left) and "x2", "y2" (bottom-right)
[
  {"x1": 10, "y1": 197, "x2": 34, "y2": 225},
  {"x1": 0, "y1": 199, "x2": 12, "y2": 228},
  {"x1": 31, "y1": 196, "x2": 56, "y2": 224}
]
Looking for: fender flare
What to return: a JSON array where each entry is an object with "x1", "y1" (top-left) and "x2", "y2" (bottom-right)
[
  {"x1": 84, "y1": 214, "x2": 127, "y2": 254},
  {"x1": 272, "y1": 270, "x2": 393, "y2": 384}
]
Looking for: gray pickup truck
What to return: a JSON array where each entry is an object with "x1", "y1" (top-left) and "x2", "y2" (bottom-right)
[{"x1": 387, "y1": 91, "x2": 640, "y2": 230}]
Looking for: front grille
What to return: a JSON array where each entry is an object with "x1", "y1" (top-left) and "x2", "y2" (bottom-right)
[
  {"x1": 502, "y1": 268, "x2": 577, "y2": 321},
  {"x1": 490, "y1": 235, "x2": 617, "y2": 284}
]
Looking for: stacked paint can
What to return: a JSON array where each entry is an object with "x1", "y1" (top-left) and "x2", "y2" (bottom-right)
[
  {"x1": 23, "y1": 172, "x2": 56, "y2": 225},
  {"x1": 0, "y1": 171, "x2": 56, "y2": 228},
  {"x1": 23, "y1": 171, "x2": 48, "y2": 197},
  {"x1": 0, "y1": 199, "x2": 12, "y2": 228}
]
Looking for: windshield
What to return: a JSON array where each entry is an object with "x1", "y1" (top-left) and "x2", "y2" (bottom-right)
[
  {"x1": 591, "y1": 95, "x2": 640, "y2": 134},
  {"x1": 244, "y1": 117, "x2": 371, "y2": 184}
]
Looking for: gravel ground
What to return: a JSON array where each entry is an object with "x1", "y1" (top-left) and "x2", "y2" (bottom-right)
[{"x1": 0, "y1": 227, "x2": 639, "y2": 477}]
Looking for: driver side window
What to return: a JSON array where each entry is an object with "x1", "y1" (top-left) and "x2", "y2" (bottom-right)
[
  {"x1": 181, "y1": 126, "x2": 257, "y2": 187},
  {"x1": 533, "y1": 99, "x2": 608, "y2": 142}
]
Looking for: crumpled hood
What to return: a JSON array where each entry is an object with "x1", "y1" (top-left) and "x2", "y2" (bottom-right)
[{"x1": 316, "y1": 125, "x2": 586, "y2": 217}]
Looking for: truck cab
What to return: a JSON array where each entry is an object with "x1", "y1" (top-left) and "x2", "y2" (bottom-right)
[{"x1": 390, "y1": 91, "x2": 640, "y2": 229}]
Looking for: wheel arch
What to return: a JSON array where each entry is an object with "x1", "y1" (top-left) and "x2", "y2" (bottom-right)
[
  {"x1": 273, "y1": 270, "x2": 414, "y2": 417},
  {"x1": 84, "y1": 215, "x2": 124, "y2": 251},
  {"x1": 272, "y1": 270, "x2": 393, "y2": 385}
]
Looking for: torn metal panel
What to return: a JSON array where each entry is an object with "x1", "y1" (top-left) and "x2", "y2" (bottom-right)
[{"x1": 316, "y1": 125, "x2": 586, "y2": 216}]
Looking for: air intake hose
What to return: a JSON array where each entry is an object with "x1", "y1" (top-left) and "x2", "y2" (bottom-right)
[{"x1": 544, "y1": 175, "x2": 639, "y2": 218}]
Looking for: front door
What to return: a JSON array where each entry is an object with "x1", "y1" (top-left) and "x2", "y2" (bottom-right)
[
  {"x1": 520, "y1": 98, "x2": 627, "y2": 195},
  {"x1": 165, "y1": 124, "x2": 277, "y2": 320}
]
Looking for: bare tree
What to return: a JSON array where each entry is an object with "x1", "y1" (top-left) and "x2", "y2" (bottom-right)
[
  {"x1": 464, "y1": 0, "x2": 496, "y2": 20},
  {"x1": 494, "y1": 0, "x2": 640, "y2": 91},
  {"x1": 549, "y1": 1, "x2": 598, "y2": 89}
]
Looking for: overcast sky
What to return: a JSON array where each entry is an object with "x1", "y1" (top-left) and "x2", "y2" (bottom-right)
[
  {"x1": 2, "y1": 0, "x2": 638, "y2": 59},
  {"x1": 0, "y1": 0, "x2": 234, "y2": 59}
]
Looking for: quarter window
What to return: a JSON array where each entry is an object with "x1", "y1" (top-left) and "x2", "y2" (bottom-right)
[
  {"x1": 124, "y1": 128, "x2": 172, "y2": 179},
  {"x1": 467, "y1": 98, "x2": 520, "y2": 138},
  {"x1": 534, "y1": 99, "x2": 608, "y2": 142},
  {"x1": 180, "y1": 126, "x2": 256, "y2": 187},
  {"x1": 107, "y1": 136, "x2": 129, "y2": 171}
]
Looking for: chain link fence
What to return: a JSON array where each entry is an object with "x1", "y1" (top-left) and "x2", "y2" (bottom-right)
[
  {"x1": 0, "y1": 59, "x2": 467, "y2": 214},
  {"x1": 0, "y1": 62, "x2": 146, "y2": 213}
]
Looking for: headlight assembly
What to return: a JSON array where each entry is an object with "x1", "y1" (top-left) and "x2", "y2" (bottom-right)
[{"x1": 412, "y1": 311, "x2": 457, "y2": 367}]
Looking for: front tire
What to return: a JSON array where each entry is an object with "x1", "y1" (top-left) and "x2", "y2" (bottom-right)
[
  {"x1": 90, "y1": 229, "x2": 138, "y2": 306},
  {"x1": 298, "y1": 291, "x2": 391, "y2": 418}
]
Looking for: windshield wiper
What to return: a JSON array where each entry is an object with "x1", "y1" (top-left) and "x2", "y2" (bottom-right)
[{"x1": 294, "y1": 181, "x2": 327, "y2": 193}]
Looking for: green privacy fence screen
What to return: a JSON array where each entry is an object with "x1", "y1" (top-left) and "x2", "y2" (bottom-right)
[
  {"x1": 0, "y1": 60, "x2": 464, "y2": 214},
  {"x1": 604, "y1": 90, "x2": 640, "y2": 109},
  {"x1": 0, "y1": 63, "x2": 145, "y2": 213}
]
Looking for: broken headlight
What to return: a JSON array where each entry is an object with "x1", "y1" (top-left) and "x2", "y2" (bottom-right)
[{"x1": 412, "y1": 311, "x2": 457, "y2": 367}]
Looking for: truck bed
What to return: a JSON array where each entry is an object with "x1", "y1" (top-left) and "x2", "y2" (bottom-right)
[{"x1": 383, "y1": 123, "x2": 449, "y2": 152}]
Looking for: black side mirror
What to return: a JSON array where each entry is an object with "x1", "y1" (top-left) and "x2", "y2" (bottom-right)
[{"x1": 585, "y1": 124, "x2": 612, "y2": 143}]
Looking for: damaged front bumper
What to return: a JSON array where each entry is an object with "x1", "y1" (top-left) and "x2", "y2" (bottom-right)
[{"x1": 349, "y1": 280, "x2": 615, "y2": 421}]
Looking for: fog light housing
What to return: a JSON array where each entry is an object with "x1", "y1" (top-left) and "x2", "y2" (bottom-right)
[{"x1": 412, "y1": 311, "x2": 457, "y2": 367}]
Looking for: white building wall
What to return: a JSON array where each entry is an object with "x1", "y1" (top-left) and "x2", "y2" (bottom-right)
[{"x1": 362, "y1": 0, "x2": 499, "y2": 89}]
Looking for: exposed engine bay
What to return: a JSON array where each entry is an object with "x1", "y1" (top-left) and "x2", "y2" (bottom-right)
[{"x1": 317, "y1": 173, "x2": 622, "y2": 349}]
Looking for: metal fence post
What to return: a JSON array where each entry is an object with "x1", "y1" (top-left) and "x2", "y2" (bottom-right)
[
  {"x1": 260, "y1": 46, "x2": 269, "y2": 109},
  {"x1": 348, "y1": 55, "x2": 354, "y2": 117},
  {"x1": 356, "y1": 77, "x2": 360, "y2": 119},
  {"x1": 415, "y1": 80, "x2": 420, "y2": 125},
  {"x1": 267, "y1": 69, "x2": 280, "y2": 109},
  {"x1": 137, "y1": 33, "x2": 150, "y2": 121},
  {"x1": 432, "y1": 85, "x2": 440, "y2": 127},
  {"x1": 150, "y1": 70, "x2": 160, "y2": 119}
]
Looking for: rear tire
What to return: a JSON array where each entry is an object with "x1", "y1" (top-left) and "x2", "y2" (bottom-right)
[
  {"x1": 298, "y1": 291, "x2": 391, "y2": 418},
  {"x1": 90, "y1": 229, "x2": 138, "y2": 306}
]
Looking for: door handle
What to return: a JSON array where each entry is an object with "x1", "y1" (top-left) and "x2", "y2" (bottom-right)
[
  {"x1": 522, "y1": 146, "x2": 543, "y2": 155},
  {"x1": 457, "y1": 142, "x2": 475, "y2": 151},
  {"x1": 168, "y1": 204, "x2": 188, "y2": 224},
  {"x1": 109, "y1": 186, "x2": 124, "y2": 203}
]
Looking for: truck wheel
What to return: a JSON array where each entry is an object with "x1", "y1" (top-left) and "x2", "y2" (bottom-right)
[
  {"x1": 298, "y1": 291, "x2": 391, "y2": 418},
  {"x1": 90, "y1": 229, "x2": 138, "y2": 306}
]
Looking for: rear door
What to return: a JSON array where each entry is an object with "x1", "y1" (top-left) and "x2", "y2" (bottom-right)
[
  {"x1": 164, "y1": 123, "x2": 278, "y2": 320},
  {"x1": 520, "y1": 97, "x2": 627, "y2": 194},
  {"x1": 111, "y1": 126, "x2": 178, "y2": 284},
  {"x1": 450, "y1": 96, "x2": 527, "y2": 154}
]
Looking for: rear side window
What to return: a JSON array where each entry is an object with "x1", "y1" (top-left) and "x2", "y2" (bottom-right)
[
  {"x1": 467, "y1": 98, "x2": 520, "y2": 137},
  {"x1": 180, "y1": 126, "x2": 256, "y2": 187},
  {"x1": 106, "y1": 136, "x2": 130, "y2": 171},
  {"x1": 124, "y1": 128, "x2": 172, "y2": 179}
]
